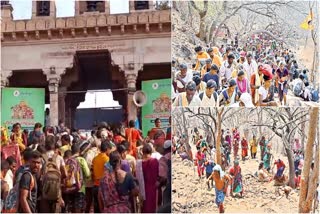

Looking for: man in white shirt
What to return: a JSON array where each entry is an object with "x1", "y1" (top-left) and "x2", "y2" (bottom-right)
[
  {"x1": 1, "y1": 160, "x2": 13, "y2": 191},
  {"x1": 243, "y1": 52, "x2": 258, "y2": 79},
  {"x1": 199, "y1": 79, "x2": 219, "y2": 107},
  {"x1": 175, "y1": 63, "x2": 193, "y2": 93},
  {"x1": 220, "y1": 53, "x2": 236, "y2": 85},
  {"x1": 172, "y1": 81, "x2": 202, "y2": 107}
]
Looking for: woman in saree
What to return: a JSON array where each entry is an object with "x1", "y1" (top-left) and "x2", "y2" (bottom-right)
[
  {"x1": 98, "y1": 151, "x2": 139, "y2": 213},
  {"x1": 263, "y1": 144, "x2": 272, "y2": 172},
  {"x1": 229, "y1": 160, "x2": 243, "y2": 197},
  {"x1": 136, "y1": 143, "x2": 159, "y2": 213}
]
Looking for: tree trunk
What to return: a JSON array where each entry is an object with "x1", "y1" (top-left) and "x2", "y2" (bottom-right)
[
  {"x1": 258, "y1": 109, "x2": 262, "y2": 137},
  {"x1": 284, "y1": 146, "x2": 295, "y2": 188},
  {"x1": 188, "y1": 2, "x2": 193, "y2": 28},
  {"x1": 216, "y1": 108, "x2": 224, "y2": 165},
  {"x1": 300, "y1": 114, "x2": 306, "y2": 153},
  {"x1": 172, "y1": 0, "x2": 177, "y2": 10},
  {"x1": 299, "y1": 107, "x2": 319, "y2": 213},
  {"x1": 181, "y1": 108, "x2": 192, "y2": 160},
  {"x1": 198, "y1": 15, "x2": 207, "y2": 41}
]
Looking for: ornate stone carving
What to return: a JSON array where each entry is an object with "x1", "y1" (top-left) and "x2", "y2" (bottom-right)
[
  {"x1": 47, "y1": 29, "x2": 52, "y2": 39},
  {"x1": 83, "y1": 28, "x2": 88, "y2": 36},
  {"x1": 138, "y1": 13, "x2": 148, "y2": 23},
  {"x1": 76, "y1": 17, "x2": 86, "y2": 27},
  {"x1": 11, "y1": 32, "x2": 16, "y2": 40},
  {"x1": 6, "y1": 22, "x2": 14, "y2": 32},
  {"x1": 107, "y1": 16, "x2": 116, "y2": 25},
  {"x1": 87, "y1": 16, "x2": 96, "y2": 27},
  {"x1": 43, "y1": 66, "x2": 67, "y2": 83},
  {"x1": 71, "y1": 28, "x2": 75, "y2": 37},
  {"x1": 151, "y1": 12, "x2": 160, "y2": 23},
  {"x1": 56, "y1": 19, "x2": 65, "y2": 28},
  {"x1": 118, "y1": 15, "x2": 127, "y2": 25},
  {"x1": 120, "y1": 25, "x2": 125, "y2": 34},
  {"x1": 158, "y1": 23, "x2": 162, "y2": 32},
  {"x1": 66, "y1": 18, "x2": 75, "y2": 28},
  {"x1": 133, "y1": 24, "x2": 137, "y2": 33},
  {"x1": 159, "y1": 10, "x2": 170, "y2": 22},
  {"x1": 35, "y1": 30, "x2": 40, "y2": 39},
  {"x1": 59, "y1": 29, "x2": 63, "y2": 38},
  {"x1": 97, "y1": 16, "x2": 106, "y2": 26},
  {"x1": 16, "y1": 21, "x2": 26, "y2": 31},
  {"x1": 95, "y1": 26, "x2": 99, "y2": 36},
  {"x1": 26, "y1": 20, "x2": 36, "y2": 30},
  {"x1": 46, "y1": 19, "x2": 55, "y2": 29},
  {"x1": 125, "y1": 73, "x2": 138, "y2": 89},
  {"x1": 128, "y1": 14, "x2": 138, "y2": 24},
  {"x1": 2, "y1": 8, "x2": 171, "y2": 41},
  {"x1": 36, "y1": 19, "x2": 45, "y2": 30},
  {"x1": 1, "y1": 22, "x2": 6, "y2": 32},
  {"x1": 23, "y1": 32, "x2": 28, "y2": 40}
]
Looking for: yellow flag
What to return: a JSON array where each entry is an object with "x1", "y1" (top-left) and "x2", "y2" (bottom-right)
[{"x1": 300, "y1": 12, "x2": 314, "y2": 30}]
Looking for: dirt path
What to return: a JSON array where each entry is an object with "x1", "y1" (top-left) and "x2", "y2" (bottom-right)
[{"x1": 172, "y1": 139, "x2": 300, "y2": 213}]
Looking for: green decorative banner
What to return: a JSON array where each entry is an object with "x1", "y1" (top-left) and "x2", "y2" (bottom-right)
[
  {"x1": 141, "y1": 79, "x2": 171, "y2": 137},
  {"x1": 1, "y1": 87, "x2": 45, "y2": 131}
]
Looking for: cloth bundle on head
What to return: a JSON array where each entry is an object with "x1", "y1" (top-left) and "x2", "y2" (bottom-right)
[
  {"x1": 240, "y1": 51, "x2": 246, "y2": 57},
  {"x1": 213, "y1": 164, "x2": 225, "y2": 177},
  {"x1": 163, "y1": 140, "x2": 171, "y2": 149},
  {"x1": 234, "y1": 159, "x2": 239, "y2": 166},
  {"x1": 259, "y1": 64, "x2": 273, "y2": 80},
  {"x1": 240, "y1": 93, "x2": 255, "y2": 107}
]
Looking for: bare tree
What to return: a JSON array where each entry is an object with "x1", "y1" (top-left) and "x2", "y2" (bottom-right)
[
  {"x1": 250, "y1": 107, "x2": 309, "y2": 188},
  {"x1": 189, "y1": 0, "x2": 208, "y2": 41},
  {"x1": 299, "y1": 107, "x2": 319, "y2": 213}
]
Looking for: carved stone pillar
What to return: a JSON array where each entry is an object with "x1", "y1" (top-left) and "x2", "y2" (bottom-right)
[
  {"x1": 126, "y1": 72, "x2": 138, "y2": 123},
  {"x1": 58, "y1": 86, "x2": 67, "y2": 123},
  {"x1": 48, "y1": 77, "x2": 59, "y2": 126},
  {"x1": 44, "y1": 66, "x2": 66, "y2": 126}
]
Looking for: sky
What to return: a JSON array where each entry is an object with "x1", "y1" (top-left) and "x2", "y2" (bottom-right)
[
  {"x1": 9, "y1": 0, "x2": 129, "y2": 20},
  {"x1": 77, "y1": 91, "x2": 121, "y2": 109}
]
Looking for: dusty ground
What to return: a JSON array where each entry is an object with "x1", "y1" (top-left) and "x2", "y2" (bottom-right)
[
  {"x1": 172, "y1": 137, "x2": 300, "y2": 213},
  {"x1": 172, "y1": 157, "x2": 300, "y2": 213}
]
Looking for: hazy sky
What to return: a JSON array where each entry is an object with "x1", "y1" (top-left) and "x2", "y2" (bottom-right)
[{"x1": 9, "y1": 0, "x2": 129, "y2": 20}]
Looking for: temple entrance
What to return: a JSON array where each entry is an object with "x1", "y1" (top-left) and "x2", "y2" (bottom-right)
[{"x1": 61, "y1": 50, "x2": 126, "y2": 129}]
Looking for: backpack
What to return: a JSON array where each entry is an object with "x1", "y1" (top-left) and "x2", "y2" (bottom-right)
[
  {"x1": 222, "y1": 87, "x2": 238, "y2": 104},
  {"x1": 199, "y1": 92, "x2": 218, "y2": 103},
  {"x1": 293, "y1": 81, "x2": 303, "y2": 96},
  {"x1": 311, "y1": 89, "x2": 319, "y2": 102},
  {"x1": 4, "y1": 171, "x2": 34, "y2": 213},
  {"x1": 64, "y1": 157, "x2": 83, "y2": 194},
  {"x1": 42, "y1": 154, "x2": 61, "y2": 201}
]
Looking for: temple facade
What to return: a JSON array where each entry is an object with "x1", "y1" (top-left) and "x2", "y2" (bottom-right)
[{"x1": 1, "y1": 1, "x2": 171, "y2": 127}]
